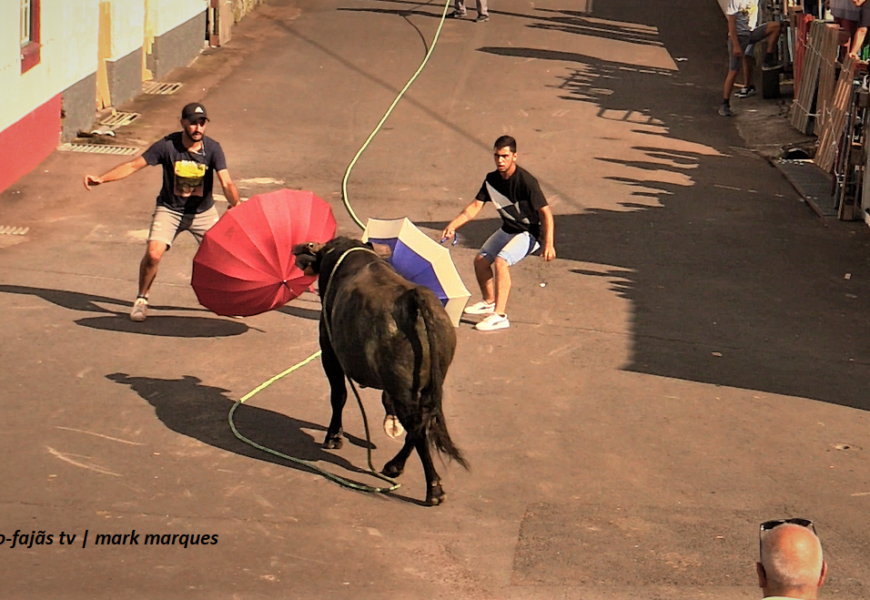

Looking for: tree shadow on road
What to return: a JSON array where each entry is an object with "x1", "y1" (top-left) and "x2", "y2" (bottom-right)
[{"x1": 106, "y1": 372, "x2": 429, "y2": 505}]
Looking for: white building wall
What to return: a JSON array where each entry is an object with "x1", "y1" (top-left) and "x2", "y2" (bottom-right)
[
  {"x1": 0, "y1": 0, "x2": 100, "y2": 131},
  {"x1": 109, "y1": 0, "x2": 146, "y2": 60},
  {"x1": 154, "y1": 0, "x2": 209, "y2": 35},
  {"x1": 0, "y1": 5, "x2": 19, "y2": 115},
  {"x1": 0, "y1": 0, "x2": 226, "y2": 134},
  {"x1": 49, "y1": 1, "x2": 101, "y2": 89}
]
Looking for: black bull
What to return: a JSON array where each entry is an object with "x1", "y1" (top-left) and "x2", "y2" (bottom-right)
[{"x1": 292, "y1": 237, "x2": 468, "y2": 505}]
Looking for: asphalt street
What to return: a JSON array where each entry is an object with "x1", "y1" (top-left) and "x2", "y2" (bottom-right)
[{"x1": 1, "y1": 0, "x2": 870, "y2": 598}]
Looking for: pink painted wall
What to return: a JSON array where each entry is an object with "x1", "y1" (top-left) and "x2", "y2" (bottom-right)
[{"x1": 0, "y1": 95, "x2": 61, "y2": 193}]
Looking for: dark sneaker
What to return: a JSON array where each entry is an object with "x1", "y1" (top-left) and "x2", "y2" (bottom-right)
[
  {"x1": 735, "y1": 85, "x2": 756, "y2": 98},
  {"x1": 762, "y1": 54, "x2": 779, "y2": 70},
  {"x1": 475, "y1": 13, "x2": 489, "y2": 22},
  {"x1": 718, "y1": 102, "x2": 732, "y2": 117},
  {"x1": 449, "y1": 10, "x2": 466, "y2": 18}
]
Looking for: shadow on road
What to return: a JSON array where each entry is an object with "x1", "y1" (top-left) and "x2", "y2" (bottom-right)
[
  {"x1": 525, "y1": 8, "x2": 662, "y2": 47},
  {"x1": 276, "y1": 304, "x2": 320, "y2": 321},
  {"x1": 339, "y1": 6, "x2": 444, "y2": 21},
  {"x1": 0, "y1": 284, "x2": 249, "y2": 338},
  {"x1": 76, "y1": 314, "x2": 249, "y2": 337},
  {"x1": 428, "y1": 0, "x2": 870, "y2": 410},
  {"x1": 107, "y1": 371, "x2": 372, "y2": 465},
  {"x1": 280, "y1": 0, "x2": 870, "y2": 412},
  {"x1": 0, "y1": 284, "x2": 133, "y2": 313},
  {"x1": 106, "y1": 372, "x2": 428, "y2": 504},
  {"x1": 419, "y1": 190, "x2": 870, "y2": 412}
]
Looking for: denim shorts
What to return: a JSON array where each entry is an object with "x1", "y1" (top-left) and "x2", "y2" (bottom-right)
[
  {"x1": 479, "y1": 228, "x2": 539, "y2": 266},
  {"x1": 147, "y1": 205, "x2": 220, "y2": 247},
  {"x1": 728, "y1": 26, "x2": 770, "y2": 71}
]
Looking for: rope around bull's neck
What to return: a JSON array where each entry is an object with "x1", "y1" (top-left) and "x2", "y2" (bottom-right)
[{"x1": 228, "y1": 0, "x2": 453, "y2": 493}]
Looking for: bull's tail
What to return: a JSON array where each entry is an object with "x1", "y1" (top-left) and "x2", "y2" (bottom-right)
[{"x1": 411, "y1": 288, "x2": 469, "y2": 471}]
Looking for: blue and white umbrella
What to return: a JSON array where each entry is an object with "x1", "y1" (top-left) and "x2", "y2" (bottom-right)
[{"x1": 362, "y1": 217, "x2": 470, "y2": 327}]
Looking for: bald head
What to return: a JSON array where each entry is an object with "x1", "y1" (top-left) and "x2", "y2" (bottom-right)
[{"x1": 758, "y1": 523, "x2": 826, "y2": 599}]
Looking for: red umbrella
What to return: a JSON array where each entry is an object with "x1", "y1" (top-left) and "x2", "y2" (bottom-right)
[{"x1": 191, "y1": 189, "x2": 336, "y2": 317}]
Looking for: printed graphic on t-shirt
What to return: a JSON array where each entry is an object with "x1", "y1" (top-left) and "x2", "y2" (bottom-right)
[
  {"x1": 729, "y1": 0, "x2": 756, "y2": 17},
  {"x1": 485, "y1": 181, "x2": 531, "y2": 225},
  {"x1": 727, "y1": 0, "x2": 758, "y2": 36},
  {"x1": 174, "y1": 160, "x2": 207, "y2": 197}
]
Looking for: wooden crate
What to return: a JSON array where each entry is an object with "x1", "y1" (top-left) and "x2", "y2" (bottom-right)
[
  {"x1": 814, "y1": 23, "x2": 842, "y2": 136},
  {"x1": 814, "y1": 55, "x2": 858, "y2": 173},
  {"x1": 790, "y1": 21, "x2": 839, "y2": 134}
]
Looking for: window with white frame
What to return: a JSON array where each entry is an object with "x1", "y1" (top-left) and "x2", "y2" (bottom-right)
[
  {"x1": 20, "y1": 0, "x2": 41, "y2": 73},
  {"x1": 21, "y1": 0, "x2": 32, "y2": 46}
]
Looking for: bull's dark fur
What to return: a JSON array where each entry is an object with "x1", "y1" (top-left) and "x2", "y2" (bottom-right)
[{"x1": 293, "y1": 236, "x2": 468, "y2": 505}]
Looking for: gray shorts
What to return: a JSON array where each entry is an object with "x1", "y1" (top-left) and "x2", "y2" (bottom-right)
[
  {"x1": 728, "y1": 26, "x2": 770, "y2": 71},
  {"x1": 479, "y1": 229, "x2": 539, "y2": 266},
  {"x1": 147, "y1": 205, "x2": 220, "y2": 247}
]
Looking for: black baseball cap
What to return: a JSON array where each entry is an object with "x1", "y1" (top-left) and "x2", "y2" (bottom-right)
[{"x1": 181, "y1": 102, "x2": 209, "y2": 121}]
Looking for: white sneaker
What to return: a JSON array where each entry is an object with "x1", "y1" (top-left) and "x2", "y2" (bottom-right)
[
  {"x1": 130, "y1": 297, "x2": 148, "y2": 322},
  {"x1": 474, "y1": 313, "x2": 509, "y2": 331},
  {"x1": 464, "y1": 300, "x2": 495, "y2": 315}
]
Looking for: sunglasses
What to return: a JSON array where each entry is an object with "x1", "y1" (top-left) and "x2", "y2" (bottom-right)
[{"x1": 758, "y1": 518, "x2": 817, "y2": 561}]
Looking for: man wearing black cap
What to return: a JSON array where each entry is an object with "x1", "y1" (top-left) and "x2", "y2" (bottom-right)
[{"x1": 84, "y1": 102, "x2": 241, "y2": 321}]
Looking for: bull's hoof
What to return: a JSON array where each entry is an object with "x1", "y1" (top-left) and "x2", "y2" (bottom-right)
[
  {"x1": 322, "y1": 431, "x2": 344, "y2": 450},
  {"x1": 381, "y1": 461, "x2": 404, "y2": 478},
  {"x1": 383, "y1": 415, "x2": 404, "y2": 439},
  {"x1": 426, "y1": 486, "x2": 446, "y2": 506}
]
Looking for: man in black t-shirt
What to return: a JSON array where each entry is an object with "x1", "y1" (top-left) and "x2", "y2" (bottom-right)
[
  {"x1": 441, "y1": 136, "x2": 555, "y2": 331},
  {"x1": 84, "y1": 103, "x2": 240, "y2": 322}
]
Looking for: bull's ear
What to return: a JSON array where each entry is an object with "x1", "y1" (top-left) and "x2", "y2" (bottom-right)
[{"x1": 368, "y1": 242, "x2": 392, "y2": 260}]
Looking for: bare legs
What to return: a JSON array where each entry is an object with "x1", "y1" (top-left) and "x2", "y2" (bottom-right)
[
  {"x1": 723, "y1": 22, "x2": 781, "y2": 103},
  {"x1": 138, "y1": 240, "x2": 168, "y2": 297},
  {"x1": 765, "y1": 21, "x2": 781, "y2": 55},
  {"x1": 473, "y1": 253, "x2": 511, "y2": 314},
  {"x1": 723, "y1": 68, "x2": 741, "y2": 102}
]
